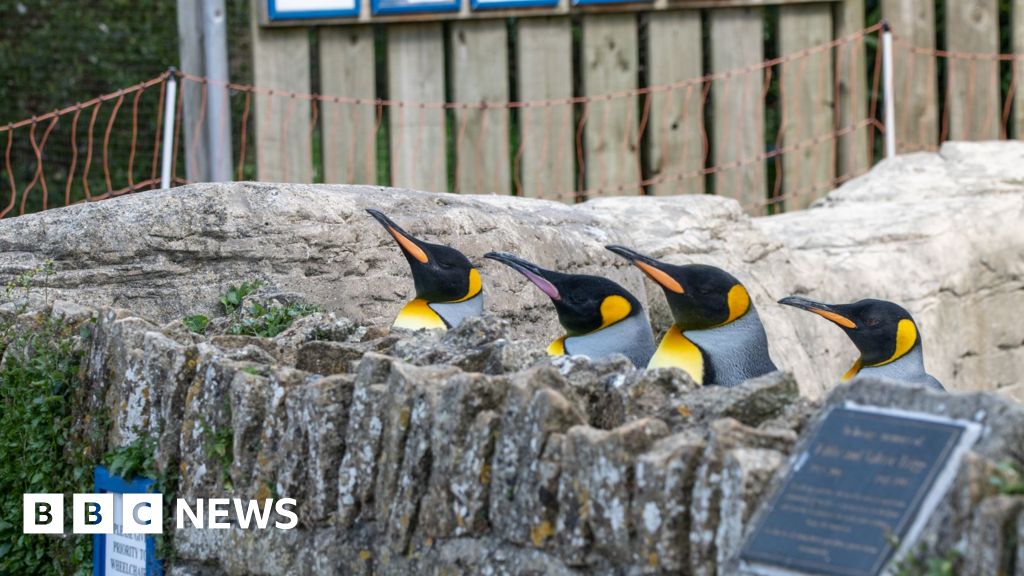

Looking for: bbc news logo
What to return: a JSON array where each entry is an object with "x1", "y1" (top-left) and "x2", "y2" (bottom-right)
[{"x1": 23, "y1": 494, "x2": 298, "y2": 534}]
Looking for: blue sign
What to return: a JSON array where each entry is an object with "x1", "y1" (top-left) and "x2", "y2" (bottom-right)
[
  {"x1": 471, "y1": 0, "x2": 556, "y2": 10},
  {"x1": 371, "y1": 0, "x2": 459, "y2": 15},
  {"x1": 268, "y1": 0, "x2": 360, "y2": 20},
  {"x1": 93, "y1": 467, "x2": 163, "y2": 576},
  {"x1": 572, "y1": 0, "x2": 650, "y2": 5}
]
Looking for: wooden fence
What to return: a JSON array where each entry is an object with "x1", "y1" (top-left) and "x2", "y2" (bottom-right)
[{"x1": 167, "y1": 0, "x2": 1024, "y2": 213}]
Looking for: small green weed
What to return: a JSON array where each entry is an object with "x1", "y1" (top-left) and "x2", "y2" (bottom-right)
[
  {"x1": 989, "y1": 459, "x2": 1024, "y2": 495},
  {"x1": 227, "y1": 301, "x2": 321, "y2": 338},
  {"x1": 219, "y1": 281, "x2": 263, "y2": 315},
  {"x1": 893, "y1": 547, "x2": 960, "y2": 576},
  {"x1": 183, "y1": 314, "x2": 210, "y2": 335}
]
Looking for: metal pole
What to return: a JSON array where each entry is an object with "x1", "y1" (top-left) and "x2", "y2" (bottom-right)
[
  {"x1": 882, "y1": 20, "x2": 896, "y2": 159},
  {"x1": 202, "y1": 0, "x2": 233, "y2": 181},
  {"x1": 160, "y1": 69, "x2": 178, "y2": 190}
]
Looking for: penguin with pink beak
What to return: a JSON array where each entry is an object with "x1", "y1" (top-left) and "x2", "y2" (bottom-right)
[{"x1": 484, "y1": 251, "x2": 655, "y2": 368}]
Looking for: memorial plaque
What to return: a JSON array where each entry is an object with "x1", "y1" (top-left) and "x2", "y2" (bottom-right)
[
  {"x1": 93, "y1": 467, "x2": 163, "y2": 576},
  {"x1": 739, "y1": 405, "x2": 980, "y2": 576}
]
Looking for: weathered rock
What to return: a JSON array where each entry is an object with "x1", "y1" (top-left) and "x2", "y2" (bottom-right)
[
  {"x1": 4, "y1": 143, "x2": 1023, "y2": 395},
  {"x1": 660, "y1": 370, "x2": 800, "y2": 433},
  {"x1": 689, "y1": 419, "x2": 797, "y2": 576}
]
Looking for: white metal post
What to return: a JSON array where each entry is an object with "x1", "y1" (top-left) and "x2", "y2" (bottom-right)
[
  {"x1": 160, "y1": 69, "x2": 178, "y2": 190},
  {"x1": 202, "y1": 0, "x2": 233, "y2": 182},
  {"x1": 882, "y1": 20, "x2": 896, "y2": 159}
]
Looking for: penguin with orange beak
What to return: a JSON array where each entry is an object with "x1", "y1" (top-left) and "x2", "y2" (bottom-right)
[
  {"x1": 483, "y1": 251, "x2": 655, "y2": 368},
  {"x1": 778, "y1": 296, "x2": 943, "y2": 390},
  {"x1": 606, "y1": 245, "x2": 777, "y2": 386},
  {"x1": 366, "y1": 209, "x2": 482, "y2": 330}
]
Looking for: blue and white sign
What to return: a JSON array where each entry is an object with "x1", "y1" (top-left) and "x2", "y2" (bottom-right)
[
  {"x1": 268, "y1": 0, "x2": 359, "y2": 20},
  {"x1": 471, "y1": 0, "x2": 556, "y2": 10},
  {"x1": 572, "y1": 0, "x2": 650, "y2": 5},
  {"x1": 93, "y1": 467, "x2": 163, "y2": 576},
  {"x1": 371, "y1": 0, "x2": 459, "y2": 15}
]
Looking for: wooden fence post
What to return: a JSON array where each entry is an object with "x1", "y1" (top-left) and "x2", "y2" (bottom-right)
[
  {"x1": 881, "y1": 0, "x2": 938, "y2": 152},
  {"x1": 834, "y1": 0, "x2": 870, "y2": 183},
  {"x1": 946, "y1": 0, "x2": 1000, "y2": 140},
  {"x1": 320, "y1": 26, "x2": 378, "y2": 185},
  {"x1": 450, "y1": 20, "x2": 511, "y2": 195},
  {"x1": 517, "y1": 17, "x2": 574, "y2": 201},
  {"x1": 582, "y1": 14, "x2": 640, "y2": 198},
  {"x1": 779, "y1": 3, "x2": 834, "y2": 209},
  {"x1": 387, "y1": 23, "x2": 447, "y2": 192},
  {"x1": 250, "y1": 6, "x2": 313, "y2": 182},
  {"x1": 646, "y1": 11, "x2": 704, "y2": 196},
  {"x1": 710, "y1": 7, "x2": 764, "y2": 210}
]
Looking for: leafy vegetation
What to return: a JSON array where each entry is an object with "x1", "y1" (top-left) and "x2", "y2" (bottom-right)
[
  {"x1": 226, "y1": 300, "x2": 321, "y2": 338},
  {"x1": 892, "y1": 547, "x2": 960, "y2": 576},
  {"x1": 0, "y1": 318, "x2": 91, "y2": 574},
  {"x1": 219, "y1": 280, "x2": 264, "y2": 315},
  {"x1": 989, "y1": 459, "x2": 1024, "y2": 495},
  {"x1": 183, "y1": 314, "x2": 210, "y2": 335},
  {"x1": 104, "y1": 435, "x2": 157, "y2": 481}
]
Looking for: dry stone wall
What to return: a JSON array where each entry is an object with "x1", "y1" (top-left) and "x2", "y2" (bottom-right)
[{"x1": 0, "y1": 142, "x2": 1022, "y2": 396}]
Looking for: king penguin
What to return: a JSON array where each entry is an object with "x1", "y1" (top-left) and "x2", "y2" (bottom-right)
[
  {"x1": 778, "y1": 296, "x2": 944, "y2": 390},
  {"x1": 606, "y1": 245, "x2": 777, "y2": 387},
  {"x1": 483, "y1": 251, "x2": 656, "y2": 368},
  {"x1": 366, "y1": 208, "x2": 483, "y2": 330}
]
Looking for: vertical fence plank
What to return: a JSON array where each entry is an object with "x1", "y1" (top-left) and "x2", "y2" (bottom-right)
[
  {"x1": 388, "y1": 23, "x2": 447, "y2": 191},
  {"x1": 320, "y1": 26, "x2": 378, "y2": 185},
  {"x1": 946, "y1": 0, "x2": 1000, "y2": 140},
  {"x1": 517, "y1": 17, "x2": 574, "y2": 200},
  {"x1": 646, "y1": 11, "x2": 704, "y2": 196},
  {"x1": 1015, "y1": 0, "x2": 1024, "y2": 138},
  {"x1": 176, "y1": 0, "x2": 209, "y2": 182},
  {"x1": 250, "y1": 11, "x2": 313, "y2": 182},
  {"x1": 881, "y1": 0, "x2": 938, "y2": 152},
  {"x1": 451, "y1": 20, "x2": 510, "y2": 195},
  {"x1": 779, "y1": 4, "x2": 834, "y2": 209},
  {"x1": 834, "y1": 0, "x2": 869, "y2": 182},
  {"x1": 710, "y1": 7, "x2": 764, "y2": 209},
  {"x1": 582, "y1": 14, "x2": 640, "y2": 198}
]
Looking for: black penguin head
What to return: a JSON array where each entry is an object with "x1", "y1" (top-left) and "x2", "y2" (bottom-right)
[
  {"x1": 778, "y1": 296, "x2": 920, "y2": 366},
  {"x1": 606, "y1": 245, "x2": 751, "y2": 331},
  {"x1": 367, "y1": 209, "x2": 481, "y2": 303},
  {"x1": 484, "y1": 251, "x2": 642, "y2": 336}
]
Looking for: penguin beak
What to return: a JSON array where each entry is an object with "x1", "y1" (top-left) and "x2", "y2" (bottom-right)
[
  {"x1": 366, "y1": 208, "x2": 430, "y2": 264},
  {"x1": 605, "y1": 245, "x2": 684, "y2": 294},
  {"x1": 778, "y1": 296, "x2": 858, "y2": 329},
  {"x1": 484, "y1": 252, "x2": 561, "y2": 300}
]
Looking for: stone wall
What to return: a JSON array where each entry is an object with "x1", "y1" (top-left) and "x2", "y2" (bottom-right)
[
  {"x1": 0, "y1": 142, "x2": 1022, "y2": 397},
  {"x1": 9, "y1": 297, "x2": 1020, "y2": 576}
]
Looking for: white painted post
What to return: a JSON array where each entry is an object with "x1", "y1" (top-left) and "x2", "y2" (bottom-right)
[
  {"x1": 202, "y1": 0, "x2": 233, "y2": 181},
  {"x1": 160, "y1": 70, "x2": 179, "y2": 190},
  {"x1": 882, "y1": 20, "x2": 896, "y2": 159}
]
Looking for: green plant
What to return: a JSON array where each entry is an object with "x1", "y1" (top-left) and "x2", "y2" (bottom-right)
[
  {"x1": 104, "y1": 435, "x2": 157, "y2": 481},
  {"x1": 0, "y1": 317, "x2": 91, "y2": 575},
  {"x1": 226, "y1": 301, "x2": 320, "y2": 338},
  {"x1": 200, "y1": 404, "x2": 234, "y2": 492},
  {"x1": 219, "y1": 280, "x2": 263, "y2": 315},
  {"x1": 893, "y1": 546, "x2": 960, "y2": 576},
  {"x1": 183, "y1": 314, "x2": 210, "y2": 335},
  {"x1": 3, "y1": 260, "x2": 56, "y2": 312},
  {"x1": 989, "y1": 459, "x2": 1024, "y2": 495}
]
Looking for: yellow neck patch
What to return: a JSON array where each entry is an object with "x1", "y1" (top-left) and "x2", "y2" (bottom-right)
[
  {"x1": 841, "y1": 357, "x2": 863, "y2": 381},
  {"x1": 393, "y1": 299, "x2": 447, "y2": 330},
  {"x1": 648, "y1": 325, "x2": 704, "y2": 385},
  {"x1": 547, "y1": 336, "x2": 566, "y2": 356},
  {"x1": 723, "y1": 284, "x2": 751, "y2": 325},
  {"x1": 871, "y1": 318, "x2": 918, "y2": 367},
  {"x1": 450, "y1": 268, "x2": 482, "y2": 303},
  {"x1": 599, "y1": 295, "x2": 632, "y2": 329}
]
